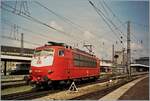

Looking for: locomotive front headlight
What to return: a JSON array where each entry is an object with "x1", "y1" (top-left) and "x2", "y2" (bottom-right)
[
  {"x1": 29, "y1": 70, "x2": 32, "y2": 74},
  {"x1": 48, "y1": 70, "x2": 53, "y2": 74}
]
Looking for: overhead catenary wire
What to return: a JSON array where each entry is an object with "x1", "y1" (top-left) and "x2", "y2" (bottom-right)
[
  {"x1": 89, "y1": 0, "x2": 126, "y2": 43},
  {"x1": 1, "y1": 2, "x2": 72, "y2": 38},
  {"x1": 2, "y1": 19, "x2": 54, "y2": 40},
  {"x1": 1, "y1": 4, "x2": 85, "y2": 49},
  {"x1": 103, "y1": 0, "x2": 141, "y2": 41},
  {"x1": 34, "y1": 1, "x2": 87, "y2": 42},
  {"x1": 102, "y1": 0, "x2": 124, "y2": 25},
  {"x1": 34, "y1": 1, "x2": 107, "y2": 44},
  {"x1": 1, "y1": 3, "x2": 94, "y2": 48},
  {"x1": 2, "y1": 0, "x2": 143, "y2": 52},
  {"x1": 34, "y1": 1, "x2": 85, "y2": 34},
  {"x1": 88, "y1": 0, "x2": 124, "y2": 48},
  {"x1": 102, "y1": 1, "x2": 145, "y2": 44},
  {"x1": 98, "y1": 0, "x2": 145, "y2": 51},
  {"x1": 1, "y1": 35, "x2": 41, "y2": 46},
  {"x1": 98, "y1": 0, "x2": 110, "y2": 17},
  {"x1": 99, "y1": 0, "x2": 129, "y2": 42},
  {"x1": 33, "y1": 1, "x2": 127, "y2": 49},
  {"x1": 35, "y1": 1, "x2": 126, "y2": 46},
  {"x1": 97, "y1": 1, "x2": 127, "y2": 41}
]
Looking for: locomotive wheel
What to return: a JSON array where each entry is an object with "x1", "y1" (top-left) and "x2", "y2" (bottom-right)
[
  {"x1": 51, "y1": 81, "x2": 59, "y2": 89},
  {"x1": 41, "y1": 83, "x2": 50, "y2": 90},
  {"x1": 32, "y1": 84, "x2": 42, "y2": 90},
  {"x1": 92, "y1": 77, "x2": 99, "y2": 82},
  {"x1": 24, "y1": 76, "x2": 30, "y2": 84}
]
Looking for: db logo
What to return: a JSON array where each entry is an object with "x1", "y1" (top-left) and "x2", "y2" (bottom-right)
[
  {"x1": 37, "y1": 56, "x2": 42, "y2": 64},
  {"x1": 44, "y1": 55, "x2": 48, "y2": 58}
]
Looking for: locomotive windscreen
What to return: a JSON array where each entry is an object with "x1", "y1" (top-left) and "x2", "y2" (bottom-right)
[{"x1": 31, "y1": 48, "x2": 54, "y2": 67}]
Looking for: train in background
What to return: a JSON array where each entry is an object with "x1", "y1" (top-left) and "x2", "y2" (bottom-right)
[
  {"x1": 26, "y1": 41, "x2": 100, "y2": 88},
  {"x1": 9, "y1": 62, "x2": 30, "y2": 75}
]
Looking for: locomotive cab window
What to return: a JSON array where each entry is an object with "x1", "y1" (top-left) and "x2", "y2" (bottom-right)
[{"x1": 58, "y1": 50, "x2": 65, "y2": 56}]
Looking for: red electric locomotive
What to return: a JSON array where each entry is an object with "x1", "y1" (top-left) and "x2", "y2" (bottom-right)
[{"x1": 27, "y1": 41, "x2": 100, "y2": 88}]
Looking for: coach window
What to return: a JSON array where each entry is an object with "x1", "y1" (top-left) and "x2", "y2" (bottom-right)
[{"x1": 58, "y1": 50, "x2": 65, "y2": 56}]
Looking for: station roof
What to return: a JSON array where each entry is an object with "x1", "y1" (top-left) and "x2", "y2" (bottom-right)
[
  {"x1": 1, "y1": 45, "x2": 34, "y2": 54},
  {"x1": 1, "y1": 55, "x2": 32, "y2": 61},
  {"x1": 131, "y1": 64, "x2": 150, "y2": 68}
]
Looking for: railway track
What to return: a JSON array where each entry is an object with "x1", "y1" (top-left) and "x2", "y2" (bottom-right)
[
  {"x1": 1, "y1": 80, "x2": 27, "y2": 89},
  {"x1": 1, "y1": 79, "x2": 24, "y2": 83},
  {"x1": 1, "y1": 88, "x2": 61, "y2": 100},
  {"x1": 1, "y1": 75, "x2": 27, "y2": 89},
  {"x1": 1, "y1": 72, "x2": 148, "y2": 100},
  {"x1": 70, "y1": 76, "x2": 142, "y2": 100},
  {"x1": 2, "y1": 79, "x2": 100, "y2": 100}
]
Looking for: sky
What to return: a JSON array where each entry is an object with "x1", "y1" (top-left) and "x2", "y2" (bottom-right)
[{"x1": 1, "y1": 0, "x2": 149, "y2": 60}]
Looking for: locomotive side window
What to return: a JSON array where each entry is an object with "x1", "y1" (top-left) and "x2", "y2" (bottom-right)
[
  {"x1": 73, "y1": 53, "x2": 97, "y2": 67},
  {"x1": 58, "y1": 50, "x2": 65, "y2": 56}
]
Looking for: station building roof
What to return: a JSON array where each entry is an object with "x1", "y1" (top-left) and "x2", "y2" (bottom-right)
[{"x1": 131, "y1": 64, "x2": 150, "y2": 68}]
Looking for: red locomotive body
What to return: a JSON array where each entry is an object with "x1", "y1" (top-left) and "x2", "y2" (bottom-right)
[{"x1": 28, "y1": 42, "x2": 100, "y2": 87}]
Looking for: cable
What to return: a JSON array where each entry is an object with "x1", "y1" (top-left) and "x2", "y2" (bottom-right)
[
  {"x1": 91, "y1": 0, "x2": 145, "y2": 50},
  {"x1": 35, "y1": 0, "x2": 128, "y2": 48},
  {"x1": 34, "y1": 1, "x2": 119, "y2": 44},
  {"x1": 88, "y1": 0, "x2": 124, "y2": 48},
  {"x1": 34, "y1": 1, "x2": 85, "y2": 33},
  {"x1": 2, "y1": 19, "x2": 53, "y2": 40},
  {"x1": 98, "y1": 0, "x2": 110, "y2": 17},
  {"x1": 1, "y1": 35, "x2": 41, "y2": 46},
  {"x1": 1, "y1": 4, "x2": 86, "y2": 49},
  {"x1": 103, "y1": 0, "x2": 124, "y2": 25},
  {"x1": 97, "y1": 1, "x2": 127, "y2": 41},
  {"x1": 102, "y1": 1, "x2": 145, "y2": 44},
  {"x1": 1, "y1": 2, "x2": 72, "y2": 37},
  {"x1": 91, "y1": 0, "x2": 126, "y2": 41}
]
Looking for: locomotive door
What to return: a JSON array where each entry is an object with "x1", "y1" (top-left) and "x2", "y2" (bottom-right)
[{"x1": 65, "y1": 50, "x2": 71, "y2": 80}]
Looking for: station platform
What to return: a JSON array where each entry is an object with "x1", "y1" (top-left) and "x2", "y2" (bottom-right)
[
  {"x1": 100, "y1": 75, "x2": 149, "y2": 100},
  {"x1": 119, "y1": 76, "x2": 149, "y2": 100},
  {"x1": 1, "y1": 75, "x2": 27, "y2": 82}
]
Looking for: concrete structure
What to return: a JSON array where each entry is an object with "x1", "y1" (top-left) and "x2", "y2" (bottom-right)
[
  {"x1": 113, "y1": 51, "x2": 127, "y2": 74},
  {"x1": 100, "y1": 60, "x2": 112, "y2": 73},
  {"x1": 114, "y1": 51, "x2": 123, "y2": 65},
  {"x1": 114, "y1": 51, "x2": 127, "y2": 66}
]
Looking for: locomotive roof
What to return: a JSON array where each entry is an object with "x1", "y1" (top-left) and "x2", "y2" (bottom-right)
[
  {"x1": 47, "y1": 41, "x2": 66, "y2": 46},
  {"x1": 73, "y1": 48, "x2": 96, "y2": 57},
  {"x1": 37, "y1": 41, "x2": 97, "y2": 58}
]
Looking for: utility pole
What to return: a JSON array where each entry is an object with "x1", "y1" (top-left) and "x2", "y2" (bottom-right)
[
  {"x1": 122, "y1": 48, "x2": 125, "y2": 73},
  {"x1": 127, "y1": 21, "x2": 131, "y2": 77},
  {"x1": 112, "y1": 44, "x2": 114, "y2": 64},
  {"x1": 112, "y1": 44, "x2": 116, "y2": 74},
  {"x1": 21, "y1": 33, "x2": 24, "y2": 56}
]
